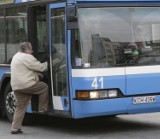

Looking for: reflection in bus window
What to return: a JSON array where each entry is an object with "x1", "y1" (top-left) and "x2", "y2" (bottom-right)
[{"x1": 76, "y1": 7, "x2": 160, "y2": 68}]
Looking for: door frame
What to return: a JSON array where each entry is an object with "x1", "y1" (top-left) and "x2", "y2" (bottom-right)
[{"x1": 47, "y1": 2, "x2": 71, "y2": 117}]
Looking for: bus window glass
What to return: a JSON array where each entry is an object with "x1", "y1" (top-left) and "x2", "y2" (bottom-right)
[
  {"x1": 77, "y1": 7, "x2": 160, "y2": 68},
  {"x1": 71, "y1": 30, "x2": 82, "y2": 67},
  {"x1": 6, "y1": 6, "x2": 27, "y2": 63},
  {"x1": 37, "y1": 12, "x2": 47, "y2": 52},
  {"x1": 51, "y1": 8, "x2": 67, "y2": 96},
  {"x1": 0, "y1": 9, "x2": 5, "y2": 64},
  {"x1": 36, "y1": 8, "x2": 47, "y2": 62}
]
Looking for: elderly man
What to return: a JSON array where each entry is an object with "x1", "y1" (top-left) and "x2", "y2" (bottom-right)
[{"x1": 10, "y1": 42, "x2": 48, "y2": 134}]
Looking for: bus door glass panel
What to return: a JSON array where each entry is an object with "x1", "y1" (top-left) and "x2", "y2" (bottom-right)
[
  {"x1": 51, "y1": 7, "x2": 67, "y2": 96},
  {"x1": 0, "y1": 9, "x2": 5, "y2": 64},
  {"x1": 6, "y1": 6, "x2": 27, "y2": 64},
  {"x1": 49, "y1": 3, "x2": 69, "y2": 111}
]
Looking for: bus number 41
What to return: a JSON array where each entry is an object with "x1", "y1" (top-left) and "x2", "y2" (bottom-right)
[{"x1": 91, "y1": 77, "x2": 104, "y2": 89}]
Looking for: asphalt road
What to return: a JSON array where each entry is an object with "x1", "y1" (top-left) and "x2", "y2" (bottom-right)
[{"x1": 1, "y1": 113, "x2": 160, "y2": 139}]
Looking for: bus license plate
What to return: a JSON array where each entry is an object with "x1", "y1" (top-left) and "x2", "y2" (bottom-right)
[{"x1": 132, "y1": 96, "x2": 156, "y2": 104}]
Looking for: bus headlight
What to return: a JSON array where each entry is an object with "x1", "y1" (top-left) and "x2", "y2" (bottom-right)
[
  {"x1": 108, "y1": 90, "x2": 118, "y2": 98},
  {"x1": 77, "y1": 90, "x2": 118, "y2": 100},
  {"x1": 90, "y1": 91, "x2": 99, "y2": 99}
]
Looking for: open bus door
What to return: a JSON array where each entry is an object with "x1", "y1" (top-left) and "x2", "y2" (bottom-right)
[{"x1": 48, "y1": 3, "x2": 70, "y2": 117}]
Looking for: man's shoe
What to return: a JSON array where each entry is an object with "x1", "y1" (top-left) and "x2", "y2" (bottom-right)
[{"x1": 11, "y1": 129, "x2": 23, "y2": 134}]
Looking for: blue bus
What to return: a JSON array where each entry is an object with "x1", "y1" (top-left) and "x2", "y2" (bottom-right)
[{"x1": 1, "y1": 0, "x2": 160, "y2": 122}]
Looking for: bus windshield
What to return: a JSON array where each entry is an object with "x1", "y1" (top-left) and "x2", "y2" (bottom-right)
[{"x1": 74, "y1": 7, "x2": 160, "y2": 68}]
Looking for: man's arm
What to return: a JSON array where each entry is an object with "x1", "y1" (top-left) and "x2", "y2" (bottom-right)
[{"x1": 23, "y1": 54, "x2": 48, "y2": 72}]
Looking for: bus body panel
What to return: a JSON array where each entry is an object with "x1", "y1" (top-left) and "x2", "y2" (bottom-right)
[
  {"x1": 72, "y1": 76, "x2": 125, "y2": 95},
  {"x1": 72, "y1": 96, "x2": 160, "y2": 118},
  {"x1": 126, "y1": 73, "x2": 160, "y2": 95},
  {"x1": 73, "y1": 0, "x2": 160, "y2": 5},
  {"x1": 74, "y1": 0, "x2": 160, "y2": 1},
  {"x1": 15, "y1": 0, "x2": 36, "y2": 3},
  {"x1": 14, "y1": 0, "x2": 160, "y2": 5},
  {"x1": 26, "y1": 104, "x2": 32, "y2": 113},
  {"x1": 0, "y1": 67, "x2": 10, "y2": 87},
  {"x1": 126, "y1": 65, "x2": 160, "y2": 95},
  {"x1": 71, "y1": 67, "x2": 160, "y2": 118},
  {"x1": 0, "y1": 68, "x2": 10, "y2": 96},
  {"x1": 0, "y1": 68, "x2": 10, "y2": 80},
  {"x1": 71, "y1": 68, "x2": 160, "y2": 96}
]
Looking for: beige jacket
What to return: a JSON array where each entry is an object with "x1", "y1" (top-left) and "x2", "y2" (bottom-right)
[{"x1": 11, "y1": 52, "x2": 48, "y2": 91}]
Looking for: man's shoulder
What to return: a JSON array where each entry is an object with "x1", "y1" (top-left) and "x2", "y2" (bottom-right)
[
  {"x1": 12, "y1": 52, "x2": 35, "y2": 63},
  {"x1": 16, "y1": 52, "x2": 34, "y2": 58}
]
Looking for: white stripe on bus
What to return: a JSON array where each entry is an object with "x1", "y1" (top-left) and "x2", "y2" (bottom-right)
[{"x1": 72, "y1": 65, "x2": 160, "y2": 77}]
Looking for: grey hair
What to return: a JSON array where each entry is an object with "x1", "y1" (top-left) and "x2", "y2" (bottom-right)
[{"x1": 19, "y1": 42, "x2": 31, "y2": 52}]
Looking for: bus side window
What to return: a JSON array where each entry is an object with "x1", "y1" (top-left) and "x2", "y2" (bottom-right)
[
  {"x1": 71, "y1": 39, "x2": 79, "y2": 67},
  {"x1": 74, "y1": 40, "x2": 81, "y2": 57},
  {"x1": 71, "y1": 30, "x2": 82, "y2": 68}
]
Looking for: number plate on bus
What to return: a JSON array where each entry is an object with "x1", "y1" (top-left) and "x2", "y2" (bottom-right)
[{"x1": 132, "y1": 96, "x2": 156, "y2": 104}]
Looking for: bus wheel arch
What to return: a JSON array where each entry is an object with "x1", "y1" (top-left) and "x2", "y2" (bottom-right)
[
  {"x1": 4, "y1": 82, "x2": 16, "y2": 122},
  {"x1": 0, "y1": 77, "x2": 10, "y2": 117}
]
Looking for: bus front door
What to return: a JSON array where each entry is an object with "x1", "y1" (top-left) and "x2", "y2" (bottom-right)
[{"x1": 48, "y1": 3, "x2": 70, "y2": 117}]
